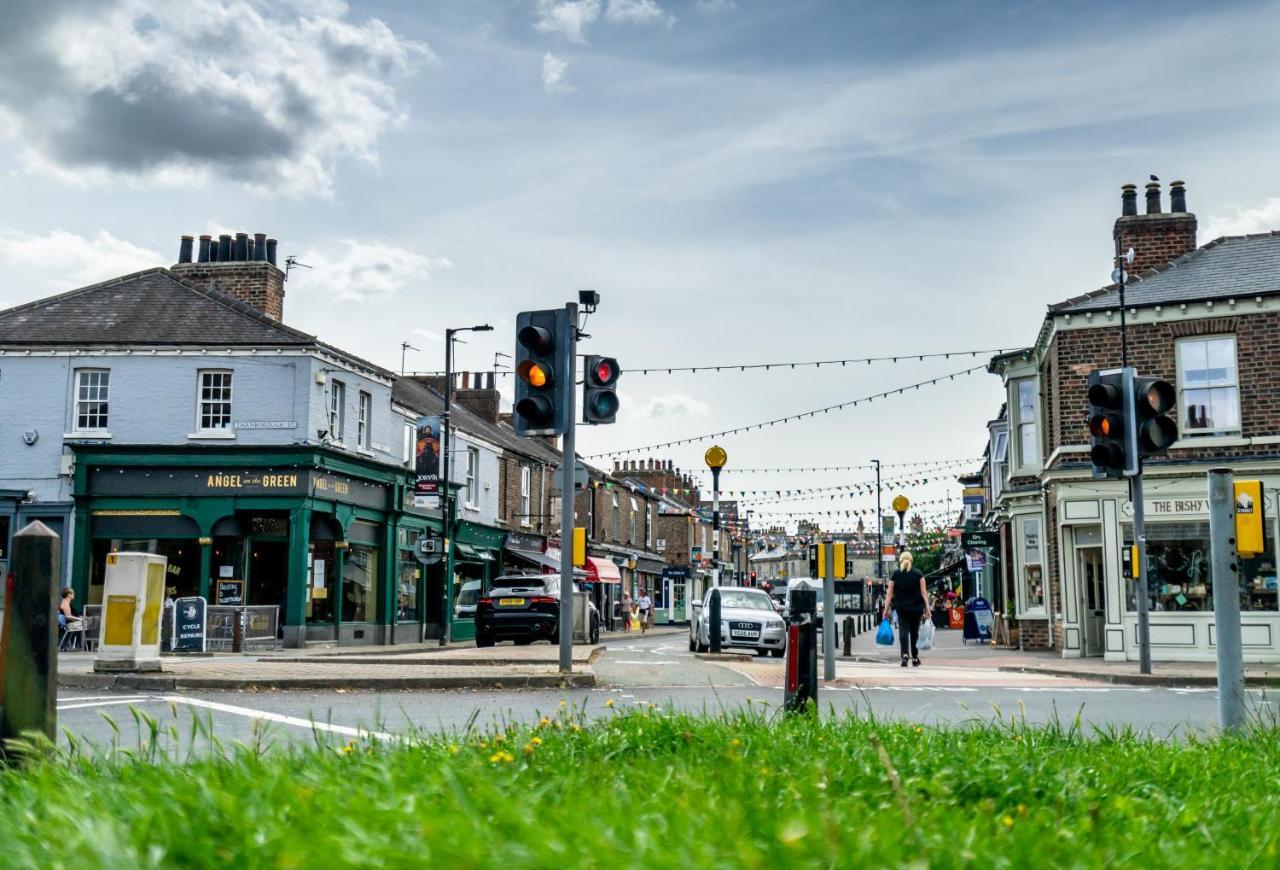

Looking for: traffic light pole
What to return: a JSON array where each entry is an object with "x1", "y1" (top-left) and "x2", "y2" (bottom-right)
[
  {"x1": 823, "y1": 541, "x2": 835, "y2": 680},
  {"x1": 558, "y1": 302, "x2": 579, "y2": 675},
  {"x1": 874, "y1": 459, "x2": 883, "y2": 583},
  {"x1": 1122, "y1": 369, "x2": 1153, "y2": 676},
  {"x1": 711, "y1": 466, "x2": 721, "y2": 589}
]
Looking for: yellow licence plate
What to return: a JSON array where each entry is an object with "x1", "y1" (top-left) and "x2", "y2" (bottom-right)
[{"x1": 498, "y1": 597, "x2": 526, "y2": 606}]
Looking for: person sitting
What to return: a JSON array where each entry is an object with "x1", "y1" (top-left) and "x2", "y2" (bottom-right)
[{"x1": 59, "y1": 587, "x2": 85, "y2": 649}]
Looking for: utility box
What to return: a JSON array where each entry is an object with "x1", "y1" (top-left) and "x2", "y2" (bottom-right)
[{"x1": 94, "y1": 552, "x2": 167, "y2": 673}]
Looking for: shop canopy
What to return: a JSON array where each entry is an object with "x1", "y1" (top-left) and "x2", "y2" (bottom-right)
[
  {"x1": 584, "y1": 556, "x2": 622, "y2": 584},
  {"x1": 506, "y1": 546, "x2": 561, "y2": 572},
  {"x1": 455, "y1": 542, "x2": 495, "y2": 561}
]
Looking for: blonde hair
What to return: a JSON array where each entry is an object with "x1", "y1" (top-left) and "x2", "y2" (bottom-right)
[{"x1": 899, "y1": 551, "x2": 914, "y2": 569}]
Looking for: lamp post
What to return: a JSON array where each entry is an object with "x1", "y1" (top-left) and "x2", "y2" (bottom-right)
[
  {"x1": 705, "y1": 445, "x2": 727, "y2": 654},
  {"x1": 439, "y1": 323, "x2": 493, "y2": 646}
]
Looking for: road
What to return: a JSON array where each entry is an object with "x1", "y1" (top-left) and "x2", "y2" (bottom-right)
[{"x1": 55, "y1": 631, "x2": 1273, "y2": 751}]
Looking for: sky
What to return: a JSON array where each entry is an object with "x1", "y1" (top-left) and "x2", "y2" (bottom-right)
[{"x1": 2, "y1": 0, "x2": 1280, "y2": 534}]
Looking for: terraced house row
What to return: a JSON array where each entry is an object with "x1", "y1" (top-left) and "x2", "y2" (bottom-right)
[{"x1": 0, "y1": 232, "x2": 735, "y2": 646}]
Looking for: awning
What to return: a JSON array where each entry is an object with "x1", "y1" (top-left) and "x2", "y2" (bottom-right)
[
  {"x1": 635, "y1": 556, "x2": 666, "y2": 575},
  {"x1": 455, "y1": 542, "x2": 495, "y2": 562},
  {"x1": 584, "y1": 556, "x2": 621, "y2": 584},
  {"x1": 506, "y1": 546, "x2": 561, "y2": 572}
]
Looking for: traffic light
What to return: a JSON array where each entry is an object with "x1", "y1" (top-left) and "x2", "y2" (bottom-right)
[
  {"x1": 583, "y1": 355, "x2": 620, "y2": 424},
  {"x1": 513, "y1": 308, "x2": 573, "y2": 436},
  {"x1": 1087, "y1": 370, "x2": 1128, "y2": 478},
  {"x1": 1132, "y1": 376, "x2": 1177, "y2": 459}
]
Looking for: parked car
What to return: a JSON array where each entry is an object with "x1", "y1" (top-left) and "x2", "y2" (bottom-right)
[
  {"x1": 689, "y1": 586, "x2": 786, "y2": 657},
  {"x1": 475, "y1": 574, "x2": 600, "y2": 647}
]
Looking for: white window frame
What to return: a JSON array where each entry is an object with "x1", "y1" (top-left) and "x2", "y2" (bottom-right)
[
  {"x1": 647, "y1": 505, "x2": 654, "y2": 548},
  {"x1": 1011, "y1": 377, "x2": 1040, "y2": 472},
  {"x1": 73, "y1": 368, "x2": 111, "y2": 434},
  {"x1": 629, "y1": 496, "x2": 639, "y2": 544},
  {"x1": 520, "y1": 466, "x2": 532, "y2": 527},
  {"x1": 329, "y1": 380, "x2": 346, "y2": 444},
  {"x1": 990, "y1": 428, "x2": 1009, "y2": 501},
  {"x1": 194, "y1": 369, "x2": 234, "y2": 436},
  {"x1": 402, "y1": 422, "x2": 414, "y2": 467},
  {"x1": 1176, "y1": 335, "x2": 1241, "y2": 437},
  {"x1": 357, "y1": 390, "x2": 372, "y2": 450},
  {"x1": 465, "y1": 446, "x2": 479, "y2": 509},
  {"x1": 1015, "y1": 513, "x2": 1046, "y2": 616},
  {"x1": 611, "y1": 493, "x2": 620, "y2": 541}
]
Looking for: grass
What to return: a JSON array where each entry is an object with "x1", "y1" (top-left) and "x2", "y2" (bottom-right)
[{"x1": 2, "y1": 703, "x2": 1280, "y2": 868}]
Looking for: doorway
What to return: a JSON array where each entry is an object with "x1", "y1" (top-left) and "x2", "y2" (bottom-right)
[{"x1": 1076, "y1": 545, "x2": 1105, "y2": 656}]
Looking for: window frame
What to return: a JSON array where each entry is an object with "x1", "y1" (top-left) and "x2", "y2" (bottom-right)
[
  {"x1": 520, "y1": 466, "x2": 532, "y2": 527},
  {"x1": 464, "y1": 446, "x2": 479, "y2": 508},
  {"x1": 611, "y1": 492, "x2": 620, "y2": 542},
  {"x1": 73, "y1": 368, "x2": 111, "y2": 433},
  {"x1": 402, "y1": 422, "x2": 414, "y2": 467},
  {"x1": 356, "y1": 390, "x2": 372, "y2": 450},
  {"x1": 629, "y1": 496, "x2": 639, "y2": 544},
  {"x1": 647, "y1": 505, "x2": 654, "y2": 549},
  {"x1": 1015, "y1": 513, "x2": 1046, "y2": 616},
  {"x1": 329, "y1": 380, "x2": 346, "y2": 444},
  {"x1": 1011, "y1": 377, "x2": 1040, "y2": 472},
  {"x1": 1175, "y1": 334, "x2": 1241, "y2": 437},
  {"x1": 195, "y1": 369, "x2": 234, "y2": 434}
]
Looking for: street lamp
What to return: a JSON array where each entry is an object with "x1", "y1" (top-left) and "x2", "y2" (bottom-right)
[{"x1": 439, "y1": 323, "x2": 493, "y2": 646}]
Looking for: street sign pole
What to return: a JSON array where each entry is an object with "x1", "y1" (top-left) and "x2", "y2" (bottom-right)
[
  {"x1": 705, "y1": 446, "x2": 727, "y2": 590},
  {"x1": 558, "y1": 303, "x2": 579, "y2": 675},
  {"x1": 1124, "y1": 368, "x2": 1152, "y2": 676},
  {"x1": 874, "y1": 459, "x2": 883, "y2": 582},
  {"x1": 1208, "y1": 468, "x2": 1246, "y2": 731},
  {"x1": 822, "y1": 541, "x2": 835, "y2": 680}
]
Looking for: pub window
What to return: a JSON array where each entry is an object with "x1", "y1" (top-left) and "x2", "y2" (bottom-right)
[
  {"x1": 1019, "y1": 516, "x2": 1045, "y2": 612},
  {"x1": 197, "y1": 370, "x2": 233, "y2": 432},
  {"x1": 520, "y1": 466, "x2": 531, "y2": 527},
  {"x1": 1125, "y1": 520, "x2": 1276, "y2": 613},
  {"x1": 1177, "y1": 336, "x2": 1240, "y2": 436},
  {"x1": 74, "y1": 368, "x2": 110, "y2": 432},
  {"x1": 465, "y1": 446, "x2": 479, "y2": 507},
  {"x1": 329, "y1": 380, "x2": 346, "y2": 442},
  {"x1": 357, "y1": 390, "x2": 372, "y2": 449}
]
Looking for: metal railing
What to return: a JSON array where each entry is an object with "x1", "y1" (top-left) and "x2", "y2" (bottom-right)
[{"x1": 207, "y1": 606, "x2": 280, "y2": 651}]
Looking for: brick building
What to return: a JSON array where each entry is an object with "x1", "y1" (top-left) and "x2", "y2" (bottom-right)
[{"x1": 989, "y1": 180, "x2": 1280, "y2": 662}]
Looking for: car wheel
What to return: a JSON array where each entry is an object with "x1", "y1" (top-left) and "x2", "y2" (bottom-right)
[
  {"x1": 770, "y1": 648, "x2": 784, "y2": 658},
  {"x1": 590, "y1": 618, "x2": 600, "y2": 645},
  {"x1": 515, "y1": 638, "x2": 533, "y2": 646},
  {"x1": 755, "y1": 648, "x2": 769, "y2": 657},
  {"x1": 689, "y1": 634, "x2": 697, "y2": 652},
  {"x1": 476, "y1": 633, "x2": 495, "y2": 648}
]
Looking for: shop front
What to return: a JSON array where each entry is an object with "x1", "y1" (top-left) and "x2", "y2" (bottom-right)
[
  {"x1": 660, "y1": 565, "x2": 692, "y2": 624},
  {"x1": 70, "y1": 445, "x2": 417, "y2": 648},
  {"x1": 448, "y1": 521, "x2": 505, "y2": 643},
  {"x1": 1055, "y1": 474, "x2": 1280, "y2": 663}
]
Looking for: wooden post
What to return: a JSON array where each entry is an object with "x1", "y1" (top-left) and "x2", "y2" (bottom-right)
[{"x1": 1, "y1": 521, "x2": 61, "y2": 754}]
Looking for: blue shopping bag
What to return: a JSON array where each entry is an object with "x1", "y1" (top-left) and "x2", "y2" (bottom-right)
[{"x1": 875, "y1": 618, "x2": 895, "y2": 646}]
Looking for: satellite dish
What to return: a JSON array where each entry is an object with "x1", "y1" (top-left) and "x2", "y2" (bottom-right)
[
  {"x1": 1111, "y1": 269, "x2": 1128, "y2": 285},
  {"x1": 1126, "y1": 247, "x2": 1135, "y2": 264}
]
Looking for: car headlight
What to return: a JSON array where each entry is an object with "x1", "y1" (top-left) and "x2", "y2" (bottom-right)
[{"x1": 766, "y1": 620, "x2": 784, "y2": 631}]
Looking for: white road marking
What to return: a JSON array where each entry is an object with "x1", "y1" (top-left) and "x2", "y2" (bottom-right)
[
  {"x1": 163, "y1": 695, "x2": 395, "y2": 742},
  {"x1": 57, "y1": 698, "x2": 150, "y2": 711},
  {"x1": 612, "y1": 660, "x2": 677, "y2": 666}
]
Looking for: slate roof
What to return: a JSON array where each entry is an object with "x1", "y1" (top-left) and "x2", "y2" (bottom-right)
[
  {"x1": 1050, "y1": 232, "x2": 1280, "y2": 313},
  {"x1": 391, "y1": 377, "x2": 563, "y2": 467},
  {"x1": 0, "y1": 266, "x2": 394, "y2": 377}
]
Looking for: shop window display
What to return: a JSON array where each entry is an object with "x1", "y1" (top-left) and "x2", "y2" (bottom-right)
[
  {"x1": 398, "y1": 530, "x2": 421, "y2": 621},
  {"x1": 1125, "y1": 521, "x2": 1277, "y2": 612},
  {"x1": 343, "y1": 545, "x2": 377, "y2": 622}
]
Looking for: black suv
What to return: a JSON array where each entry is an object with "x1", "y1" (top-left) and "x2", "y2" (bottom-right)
[{"x1": 475, "y1": 574, "x2": 600, "y2": 647}]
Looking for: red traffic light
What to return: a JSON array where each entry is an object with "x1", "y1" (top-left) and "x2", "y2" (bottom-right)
[
  {"x1": 594, "y1": 359, "x2": 615, "y2": 383},
  {"x1": 588, "y1": 356, "x2": 619, "y2": 386}
]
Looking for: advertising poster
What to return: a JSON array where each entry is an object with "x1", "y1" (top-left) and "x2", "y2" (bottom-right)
[{"x1": 414, "y1": 415, "x2": 442, "y2": 509}]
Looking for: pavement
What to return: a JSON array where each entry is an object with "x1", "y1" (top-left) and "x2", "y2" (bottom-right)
[{"x1": 56, "y1": 626, "x2": 688, "y2": 691}]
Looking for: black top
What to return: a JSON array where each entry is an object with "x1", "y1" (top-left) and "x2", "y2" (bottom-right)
[{"x1": 890, "y1": 569, "x2": 926, "y2": 613}]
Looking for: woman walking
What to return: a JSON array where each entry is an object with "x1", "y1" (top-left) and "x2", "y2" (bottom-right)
[{"x1": 883, "y1": 551, "x2": 928, "y2": 667}]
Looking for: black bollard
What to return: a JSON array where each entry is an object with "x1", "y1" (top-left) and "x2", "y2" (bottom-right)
[
  {"x1": 784, "y1": 588, "x2": 818, "y2": 714},
  {"x1": 842, "y1": 616, "x2": 853, "y2": 656},
  {"x1": 709, "y1": 587, "x2": 722, "y2": 654},
  {"x1": 0, "y1": 521, "x2": 61, "y2": 755}
]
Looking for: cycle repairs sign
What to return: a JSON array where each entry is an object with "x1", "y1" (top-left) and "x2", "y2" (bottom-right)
[{"x1": 172, "y1": 596, "x2": 207, "y2": 653}]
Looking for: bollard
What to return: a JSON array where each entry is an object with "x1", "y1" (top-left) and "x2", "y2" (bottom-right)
[
  {"x1": 232, "y1": 606, "x2": 244, "y2": 654},
  {"x1": 708, "y1": 588, "x2": 722, "y2": 654},
  {"x1": 842, "y1": 616, "x2": 852, "y2": 656},
  {"x1": 784, "y1": 588, "x2": 818, "y2": 713},
  {"x1": 0, "y1": 521, "x2": 61, "y2": 755}
]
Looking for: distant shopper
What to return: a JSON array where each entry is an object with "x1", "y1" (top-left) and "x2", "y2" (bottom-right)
[
  {"x1": 637, "y1": 589, "x2": 653, "y2": 633},
  {"x1": 59, "y1": 587, "x2": 83, "y2": 630},
  {"x1": 883, "y1": 552, "x2": 928, "y2": 667},
  {"x1": 621, "y1": 592, "x2": 633, "y2": 632}
]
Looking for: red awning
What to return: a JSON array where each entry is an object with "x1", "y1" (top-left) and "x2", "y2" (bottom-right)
[{"x1": 584, "y1": 556, "x2": 622, "y2": 584}]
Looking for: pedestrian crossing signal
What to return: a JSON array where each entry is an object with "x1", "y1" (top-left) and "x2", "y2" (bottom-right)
[{"x1": 583, "y1": 355, "x2": 620, "y2": 424}]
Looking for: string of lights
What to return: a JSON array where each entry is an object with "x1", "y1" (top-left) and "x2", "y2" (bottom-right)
[
  {"x1": 722, "y1": 470, "x2": 964, "y2": 503},
  {"x1": 582, "y1": 363, "x2": 987, "y2": 459},
  {"x1": 688, "y1": 457, "x2": 980, "y2": 475},
  {"x1": 407, "y1": 347, "x2": 1013, "y2": 379}
]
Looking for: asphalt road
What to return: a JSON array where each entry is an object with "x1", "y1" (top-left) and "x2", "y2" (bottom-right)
[{"x1": 54, "y1": 631, "x2": 1276, "y2": 752}]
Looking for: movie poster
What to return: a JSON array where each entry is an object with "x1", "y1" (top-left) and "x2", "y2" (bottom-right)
[{"x1": 414, "y1": 415, "x2": 441, "y2": 509}]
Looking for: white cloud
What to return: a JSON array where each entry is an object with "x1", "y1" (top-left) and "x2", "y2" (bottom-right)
[
  {"x1": 0, "y1": 0, "x2": 431, "y2": 197},
  {"x1": 412, "y1": 327, "x2": 442, "y2": 342},
  {"x1": 606, "y1": 0, "x2": 668, "y2": 26},
  {"x1": 534, "y1": 0, "x2": 601, "y2": 43},
  {"x1": 630, "y1": 392, "x2": 711, "y2": 419},
  {"x1": 1201, "y1": 197, "x2": 1280, "y2": 240},
  {"x1": 541, "y1": 52, "x2": 572, "y2": 92},
  {"x1": 294, "y1": 240, "x2": 452, "y2": 303},
  {"x1": 694, "y1": 0, "x2": 735, "y2": 11},
  {"x1": 0, "y1": 229, "x2": 163, "y2": 289}
]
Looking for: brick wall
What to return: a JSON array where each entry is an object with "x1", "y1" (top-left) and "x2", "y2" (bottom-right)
[
  {"x1": 1044, "y1": 311, "x2": 1280, "y2": 467},
  {"x1": 1114, "y1": 213, "x2": 1197, "y2": 276},
  {"x1": 170, "y1": 262, "x2": 286, "y2": 321},
  {"x1": 497, "y1": 454, "x2": 553, "y2": 534}
]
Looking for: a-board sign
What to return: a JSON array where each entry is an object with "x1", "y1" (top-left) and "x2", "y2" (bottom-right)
[
  {"x1": 216, "y1": 579, "x2": 244, "y2": 606},
  {"x1": 172, "y1": 596, "x2": 207, "y2": 653},
  {"x1": 970, "y1": 597, "x2": 995, "y2": 638}
]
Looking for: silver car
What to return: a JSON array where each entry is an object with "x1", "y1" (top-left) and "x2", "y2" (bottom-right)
[{"x1": 689, "y1": 586, "x2": 786, "y2": 657}]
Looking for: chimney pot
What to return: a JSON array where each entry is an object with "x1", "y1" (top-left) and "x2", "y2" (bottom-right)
[
  {"x1": 218, "y1": 234, "x2": 232, "y2": 261},
  {"x1": 1120, "y1": 184, "x2": 1138, "y2": 217},
  {"x1": 486, "y1": 372, "x2": 495, "y2": 389},
  {"x1": 1169, "y1": 180, "x2": 1187, "y2": 213},
  {"x1": 253, "y1": 233, "x2": 267, "y2": 261},
  {"x1": 1145, "y1": 181, "x2": 1162, "y2": 215},
  {"x1": 197, "y1": 235, "x2": 212, "y2": 263},
  {"x1": 234, "y1": 232, "x2": 249, "y2": 261},
  {"x1": 266, "y1": 238, "x2": 278, "y2": 266},
  {"x1": 178, "y1": 235, "x2": 194, "y2": 264}
]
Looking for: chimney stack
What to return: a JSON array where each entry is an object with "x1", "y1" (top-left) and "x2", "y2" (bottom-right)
[
  {"x1": 172, "y1": 230, "x2": 288, "y2": 321},
  {"x1": 450, "y1": 368, "x2": 501, "y2": 423},
  {"x1": 1113, "y1": 180, "x2": 1197, "y2": 276}
]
